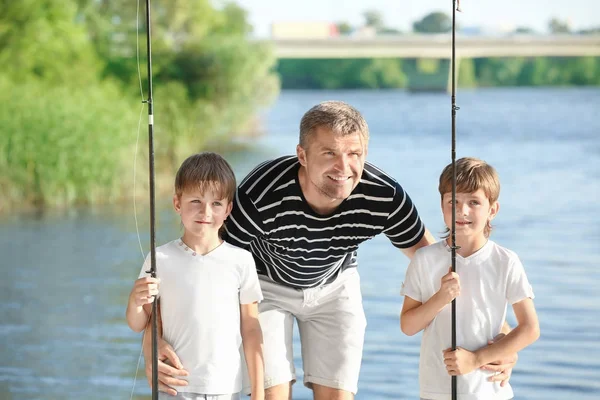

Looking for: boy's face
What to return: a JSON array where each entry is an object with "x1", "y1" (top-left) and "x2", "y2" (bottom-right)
[
  {"x1": 441, "y1": 189, "x2": 499, "y2": 239},
  {"x1": 173, "y1": 188, "x2": 233, "y2": 240}
]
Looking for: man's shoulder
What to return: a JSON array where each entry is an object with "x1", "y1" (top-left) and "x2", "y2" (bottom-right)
[{"x1": 360, "y1": 162, "x2": 401, "y2": 194}]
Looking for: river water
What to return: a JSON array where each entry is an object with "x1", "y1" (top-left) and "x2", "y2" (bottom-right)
[{"x1": 1, "y1": 87, "x2": 599, "y2": 399}]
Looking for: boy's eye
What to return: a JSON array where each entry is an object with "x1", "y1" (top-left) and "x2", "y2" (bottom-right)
[{"x1": 213, "y1": 202, "x2": 222, "y2": 206}]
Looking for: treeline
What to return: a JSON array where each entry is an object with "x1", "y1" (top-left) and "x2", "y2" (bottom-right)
[
  {"x1": 0, "y1": 0, "x2": 279, "y2": 212},
  {"x1": 338, "y1": 9, "x2": 600, "y2": 35},
  {"x1": 290, "y1": 10, "x2": 600, "y2": 89},
  {"x1": 277, "y1": 57, "x2": 600, "y2": 89}
]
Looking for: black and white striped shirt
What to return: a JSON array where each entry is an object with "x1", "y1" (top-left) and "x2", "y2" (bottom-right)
[{"x1": 224, "y1": 156, "x2": 425, "y2": 289}]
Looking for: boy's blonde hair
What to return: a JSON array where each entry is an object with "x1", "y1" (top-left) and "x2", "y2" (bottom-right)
[
  {"x1": 438, "y1": 157, "x2": 500, "y2": 237},
  {"x1": 175, "y1": 152, "x2": 236, "y2": 202}
]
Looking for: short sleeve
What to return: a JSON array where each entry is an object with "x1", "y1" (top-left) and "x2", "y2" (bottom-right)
[
  {"x1": 383, "y1": 180, "x2": 425, "y2": 249},
  {"x1": 400, "y1": 251, "x2": 424, "y2": 302},
  {"x1": 239, "y1": 252, "x2": 263, "y2": 304},
  {"x1": 506, "y1": 255, "x2": 535, "y2": 305}
]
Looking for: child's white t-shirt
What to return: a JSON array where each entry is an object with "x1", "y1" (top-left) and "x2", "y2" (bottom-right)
[
  {"x1": 401, "y1": 240, "x2": 534, "y2": 400},
  {"x1": 139, "y1": 239, "x2": 263, "y2": 394}
]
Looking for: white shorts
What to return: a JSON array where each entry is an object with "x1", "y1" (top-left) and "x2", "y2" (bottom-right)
[
  {"x1": 159, "y1": 393, "x2": 239, "y2": 400},
  {"x1": 243, "y1": 268, "x2": 367, "y2": 394}
]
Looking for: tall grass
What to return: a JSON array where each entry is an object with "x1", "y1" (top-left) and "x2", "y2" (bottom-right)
[
  {"x1": 0, "y1": 76, "x2": 268, "y2": 213},
  {"x1": 0, "y1": 77, "x2": 139, "y2": 211}
]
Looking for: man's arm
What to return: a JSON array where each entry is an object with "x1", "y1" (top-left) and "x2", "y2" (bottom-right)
[
  {"x1": 142, "y1": 301, "x2": 189, "y2": 396},
  {"x1": 223, "y1": 188, "x2": 265, "y2": 249},
  {"x1": 401, "y1": 228, "x2": 436, "y2": 259},
  {"x1": 444, "y1": 298, "x2": 539, "y2": 376},
  {"x1": 240, "y1": 302, "x2": 264, "y2": 400},
  {"x1": 475, "y1": 299, "x2": 539, "y2": 366}
]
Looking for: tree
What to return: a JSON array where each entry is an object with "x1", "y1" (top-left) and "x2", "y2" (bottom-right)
[
  {"x1": 0, "y1": 0, "x2": 100, "y2": 84},
  {"x1": 577, "y1": 26, "x2": 600, "y2": 34},
  {"x1": 336, "y1": 22, "x2": 353, "y2": 35},
  {"x1": 363, "y1": 10, "x2": 385, "y2": 31},
  {"x1": 514, "y1": 26, "x2": 536, "y2": 34},
  {"x1": 548, "y1": 18, "x2": 570, "y2": 34},
  {"x1": 413, "y1": 11, "x2": 452, "y2": 33}
]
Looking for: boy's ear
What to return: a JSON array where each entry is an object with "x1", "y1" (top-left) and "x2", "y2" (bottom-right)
[
  {"x1": 226, "y1": 201, "x2": 233, "y2": 217},
  {"x1": 489, "y1": 201, "x2": 500, "y2": 220},
  {"x1": 173, "y1": 194, "x2": 181, "y2": 213}
]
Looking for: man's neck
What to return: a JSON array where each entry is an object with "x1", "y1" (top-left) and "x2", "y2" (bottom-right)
[{"x1": 297, "y1": 166, "x2": 341, "y2": 215}]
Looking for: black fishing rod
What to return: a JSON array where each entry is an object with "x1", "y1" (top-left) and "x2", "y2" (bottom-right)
[
  {"x1": 143, "y1": 0, "x2": 158, "y2": 399},
  {"x1": 450, "y1": 1, "x2": 461, "y2": 400}
]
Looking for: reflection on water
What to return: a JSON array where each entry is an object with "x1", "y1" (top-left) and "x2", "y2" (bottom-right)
[{"x1": 1, "y1": 88, "x2": 599, "y2": 399}]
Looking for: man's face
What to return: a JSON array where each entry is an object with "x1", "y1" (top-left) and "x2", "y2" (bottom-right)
[{"x1": 297, "y1": 126, "x2": 367, "y2": 213}]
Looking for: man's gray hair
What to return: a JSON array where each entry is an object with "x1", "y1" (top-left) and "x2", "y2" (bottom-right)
[{"x1": 299, "y1": 101, "x2": 369, "y2": 148}]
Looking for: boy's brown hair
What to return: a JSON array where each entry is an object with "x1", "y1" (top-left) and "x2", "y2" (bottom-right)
[
  {"x1": 438, "y1": 157, "x2": 500, "y2": 237},
  {"x1": 175, "y1": 152, "x2": 236, "y2": 202}
]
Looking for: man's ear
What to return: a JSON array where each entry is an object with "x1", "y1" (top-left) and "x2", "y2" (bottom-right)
[{"x1": 297, "y1": 144, "x2": 307, "y2": 167}]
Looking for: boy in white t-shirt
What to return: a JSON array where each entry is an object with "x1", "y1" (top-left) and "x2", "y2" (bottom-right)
[
  {"x1": 400, "y1": 157, "x2": 540, "y2": 400},
  {"x1": 126, "y1": 152, "x2": 265, "y2": 400}
]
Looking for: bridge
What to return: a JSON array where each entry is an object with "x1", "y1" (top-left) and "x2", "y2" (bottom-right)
[
  {"x1": 265, "y1": 35, "x2": 600, "y2": 91},
  {"x1": 267, "y1": 35, "x2": 600, "y2": 59}
]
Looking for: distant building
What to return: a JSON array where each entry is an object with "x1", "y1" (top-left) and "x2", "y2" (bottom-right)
[{"x1": 271, "y1": 21, "x2": 339, "y2": 39}]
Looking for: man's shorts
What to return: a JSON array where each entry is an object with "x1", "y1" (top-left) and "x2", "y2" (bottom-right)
[
  {"x1": 243, "y1": 268, "x2": 367, "y2": 395},
  {"x1": 159, "y1": 393, "x2": 240, "y2": 400}
]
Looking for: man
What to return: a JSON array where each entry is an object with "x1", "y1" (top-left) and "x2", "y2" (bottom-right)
[{"x1": 144, "y1": 101, "x2": 516, "y2": 400}]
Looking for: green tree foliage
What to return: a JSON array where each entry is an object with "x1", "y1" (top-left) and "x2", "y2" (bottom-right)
[
  {"x1": 514, "y1": 26, "x2": 536, "y2": 34},
  {"x1": 0, "y1": 77, "x2": 138, "y2": 209},
  {"x1": 458, "y1": 58, "x2": 476, "y2": 88},
  {"x1": 278, "y1": 56, "x2": 600, "y2": 90},
  {"x1": 548, "y1": 18, "x2": 570, "y2": 33},
  {"x1": 363, "y1": 10, "x2": 385, "y2": 31},
  {"x1": 0, "y1": 0, "x2": 279, "y2": 211},
  {"x1": 413, "y1": 12, "x2": 452, "y2": 34},
  {"x1": 361, "y1": 9, "x2": 401, "y2": 34},
  {"x1": 77, "y1": 0, "x2": 279, "y2": 164},
  {"x1": 0, "y1": 0, "x2": 100, "y2": 84},
  {"x1": 278, "y1": 59, "x2": 406, "y2": 89},
  {"x1": 336, "y1": 22, "x2": 353, "y2": 35}
]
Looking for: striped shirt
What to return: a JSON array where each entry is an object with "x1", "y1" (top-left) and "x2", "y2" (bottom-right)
[{"x1": 224, "y1": 156, "x2": 425, "y2": 289}]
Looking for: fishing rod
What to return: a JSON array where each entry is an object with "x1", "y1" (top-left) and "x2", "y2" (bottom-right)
[
  {"x1": 450, "y1": 1, "x2": 461, "y2": 400},
  {"x1": 142, "y1": 0, "x2": 159, "y2": 399}
]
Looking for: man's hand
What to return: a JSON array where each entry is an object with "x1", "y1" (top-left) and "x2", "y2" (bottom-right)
[
  {"x1": 145, "y1": 337, "x2": 189, "y2": 396},
  {"x1": 479, "y1": 333, "x2": 518, "y2": 387}
]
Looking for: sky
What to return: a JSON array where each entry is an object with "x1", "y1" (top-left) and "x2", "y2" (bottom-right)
[{"x1": 231, "y1": 0, "x2": 600, "y2": 37}]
